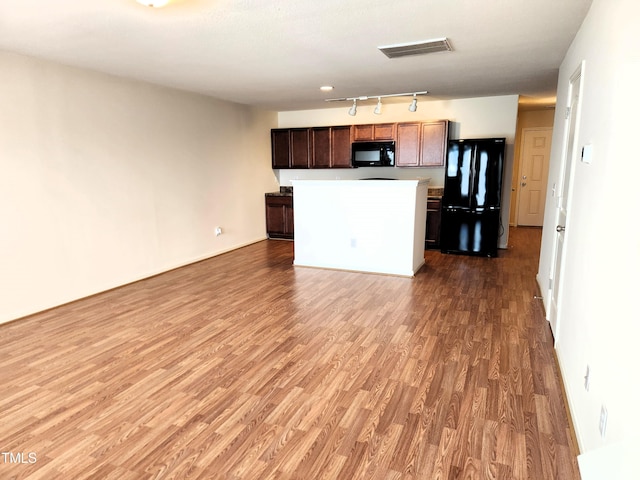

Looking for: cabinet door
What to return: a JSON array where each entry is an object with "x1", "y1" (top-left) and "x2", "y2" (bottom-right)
[
  {"x1": 353, "y1": 123, "x2": 396, "y2": 142},
  {"x1": 352, "y1": 124, "x2": 374, "y2": 142},
  {"x1": 284, "y1": 203, "x2": 294, "y2": 237},
  {"x1": 425, "y1": 198, "x2": 442, "y2": 248},
  {"x1": 420, "y1": 120, "x2": 448, "y2": 166},
  {"x1": 290, "y1": 129, "x2": 310, "y2": 168},
  {"x1": 395, "y1": 123, "x2": 421, "y2": 166},
  {"x1": 266, "y1": 203, "x2": 286, "y2": 236},
  {"x1": 331, "y1": 126, "x2": 353, "y2": 168},
  {"x1": 266, "y1": 196, "x2": 293, "y2": 239},
  {"x1": 311, "y1": 127, "x2": 331, "y2": 168},
  {"x1": 271, "y1": 129, "x2": 291, "y2": 168},
  {"x1": 373, "y1": 123, "x2": 396, "y2": 140}
]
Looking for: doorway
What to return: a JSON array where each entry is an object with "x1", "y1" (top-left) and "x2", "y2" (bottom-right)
[
  {"x1": 549, "y1": 62, "x2": 584, "y2": 339},
  {"x1": 517, "y1": 128, "x2": 552, "y2": 226}
]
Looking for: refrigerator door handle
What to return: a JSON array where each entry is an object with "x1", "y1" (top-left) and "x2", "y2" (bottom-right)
[{"x1": 469, "y1": 145, "x2": 477, "y2": 209}]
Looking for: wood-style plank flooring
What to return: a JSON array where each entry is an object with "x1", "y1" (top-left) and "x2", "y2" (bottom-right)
[{"x1": 0, "y1": 227, "x2": 580, "y2": 479}]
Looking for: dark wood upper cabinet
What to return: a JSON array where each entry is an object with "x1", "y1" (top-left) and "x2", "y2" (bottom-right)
[
  {"x1": 311, "y1": 127, "x2": 331, "y2": 168},
  {"x1": 274, "y1": 127, "x2": 351, "y2": 169},
  {"x1": 271, "y1": 128, "x2": 310, "y2": 169},
  {"x1": 396, "y1": 120, "x2": 449, "y2": 167},
  {"x1": 396, "y1": 123, "x2": 422, "y2": 167},
  {"x1": 373, "y1": 123, "x2": 396, "y2": 141},
  {"x1": 330, "y1": 126, "x2": 353, "y2": 168},
  {"x1": 420, "y1": 121, "x2": 449, "y2": 167},
  {"x1": 300, "y1": 126, "x2": 353, "y2": 169},
  {"x1": 271, "y1": 129, "x2": 291, "y2": 169},
  {"x1": 352, "y1": 124, "x2": 373, "y2": 142},
  {"x1": 352, "y1": 123, "x2": 396, "y2": 142},
  {"x1": 272, "y1": 121, "x2": 447, "y2": 169},
  {"x1": 290, "y1": 129, "x2": 310, "y2": 168}
]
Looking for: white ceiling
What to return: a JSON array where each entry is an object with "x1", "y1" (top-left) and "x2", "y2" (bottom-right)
[{"x1": 0, "y1": 0, "x2": 593, "y2": 111}]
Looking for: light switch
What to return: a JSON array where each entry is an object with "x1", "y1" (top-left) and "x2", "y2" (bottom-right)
[{"x1": 581, "y1": 144, "x2": 593, "y2": 164}]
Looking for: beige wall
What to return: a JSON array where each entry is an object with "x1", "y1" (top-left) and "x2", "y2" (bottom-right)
[
  {"x1": 0, "y1": 51, "x2": 278, "y2": 324},
  {"x1": 509, "y1": 108, "x2": 556, "y2": 225},
  {"x1": 538, "y1": 0, "x2": 640, "y2": 459}
]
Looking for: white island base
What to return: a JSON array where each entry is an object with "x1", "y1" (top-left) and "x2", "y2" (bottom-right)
[{"x1": 291, "y1": 179, "x2": 428, "y2": 277}]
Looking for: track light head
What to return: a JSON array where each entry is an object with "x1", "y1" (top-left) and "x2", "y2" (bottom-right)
[
  {"x1": 408, "y1": 94, "x2": 418, "y2": 112},
  {"x1": 348, "y1": 99, "x2": 357, "y2": 116},
  {"x1": 373, "y1": 97, "x2": 382, "y2": 115}
]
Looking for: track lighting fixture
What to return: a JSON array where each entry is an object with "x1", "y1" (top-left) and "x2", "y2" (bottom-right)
[
  {"x1": 408, "y1": 94, "x2": 418, "y2": 112},
  {"x1": 348, "y1": 99, "x2": 357, "y2": 116},
  {"x1": 325, "y1": 91, "x2": 427, "y2": 115},
  {"x1": 373, "y1": 97, "x2": 382, "y2": 115}
]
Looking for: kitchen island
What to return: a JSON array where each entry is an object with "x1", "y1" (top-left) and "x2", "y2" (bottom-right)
[{"x1": 291, "y1": 179, "x2": 428, "y2": 276}]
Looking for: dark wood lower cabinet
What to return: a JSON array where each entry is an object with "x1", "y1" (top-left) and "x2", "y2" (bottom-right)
[
  {"x1": 265, "y1": 195, "x2": 294, "y2": 239},
  {"x1": 426, "y1": 197, "x2": 442, "y2": 249}
]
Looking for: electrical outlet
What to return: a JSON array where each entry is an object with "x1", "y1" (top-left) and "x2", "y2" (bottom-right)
[
  {"x1": 599, "y1": 405, "x2": 608, "y2": 438},
  {"x1": 584, "y1": 365, "x2": 590, "y2": 391}
]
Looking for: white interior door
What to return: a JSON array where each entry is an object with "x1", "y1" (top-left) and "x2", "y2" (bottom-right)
[
  {"x1": 517, "y1": 128, "x2": 552, "y2": 226},
  {"x1": 549, "y1": 64, "x2": 583, "y2": 338}
]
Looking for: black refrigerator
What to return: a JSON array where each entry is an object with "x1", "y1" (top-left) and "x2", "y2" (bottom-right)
[{"x1": 441, "y1": 138, "x2": 505, "y2": 257}]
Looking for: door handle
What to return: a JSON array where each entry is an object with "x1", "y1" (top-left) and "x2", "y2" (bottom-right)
[
  {"x1": 556, "y1": 225, "x2": 565, "y2": 232},
  {"x1": 521, "y1": 182, "x2": 527, "y2": 187}
]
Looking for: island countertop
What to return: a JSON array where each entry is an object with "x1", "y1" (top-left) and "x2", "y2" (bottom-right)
[
  {"x1": 291, "y1": 179, "x2": 429, "y2": 277},
  {"x1": 291, "y1": 178, "x2": 429, "y2": 187}
]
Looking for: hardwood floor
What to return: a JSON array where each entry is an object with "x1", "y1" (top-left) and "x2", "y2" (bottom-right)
[{"x1": 0, "y1": 227, "x2": 580, "y2": 479}]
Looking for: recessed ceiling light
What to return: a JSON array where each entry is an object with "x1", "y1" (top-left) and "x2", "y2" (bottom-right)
[
  {"x1": 136, "y1": 0, "x2": 170, "y2": 7},
  {"x1": 320, "y1": 86, "x2": 334, "y2": 92}
]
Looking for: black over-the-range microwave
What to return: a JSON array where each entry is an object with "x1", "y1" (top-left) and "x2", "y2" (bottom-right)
[{"x1": 351, "y1": 141, "x2": 395, "y2": 167}]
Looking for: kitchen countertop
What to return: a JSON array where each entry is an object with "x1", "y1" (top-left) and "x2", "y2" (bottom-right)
[
  {"x1": 266, "y1": 186, "x2": 293, "y2": 197},
  {"x1": 268, "y1": 185, "x2": 442, "y2": 198},
  {"x1": 265, "y1": 191, "x2": 293, "y2": 197},
  {"x1": 428, "y1": 186, "x2": 444, "y2": 198}
]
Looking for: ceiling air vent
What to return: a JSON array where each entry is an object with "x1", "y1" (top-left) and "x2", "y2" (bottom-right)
[{"x1": 378, "y1": 37, "x2": 452, "y2": 59}]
